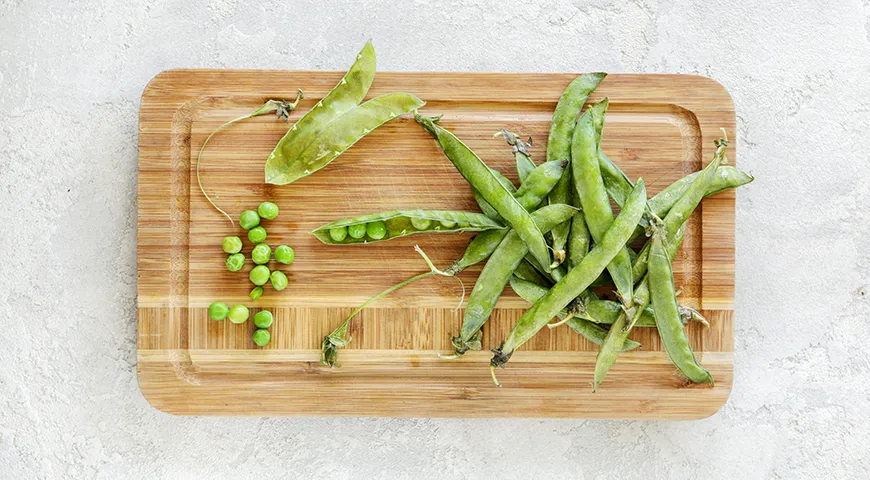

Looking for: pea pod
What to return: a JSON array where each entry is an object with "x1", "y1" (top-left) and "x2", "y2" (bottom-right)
[
  {"x1": 567, "y1": 211, "x2": 590, "y2": 269},
  {"x1": 490, "y1": 178, "x2": 647, "y2": 379},
  {"x1": 513, "y1": 160, "x2": 567, "y2": 210},
  {"x1": 446, "y1": 204, "x2": 577, "y2": 357},
  {"x1": 599, "y1": 151, "x2": 634, "y2": 207},
  {"x1": 473, "y1": 168, "x2": 516, "y2": 221},
  {"x1": 593, "y1": 139, "x2": 725, "y2": 390},
  {"x1": 649, "y1": 226, "x2": 713, "y2": 384},
  {"x1": 547, "y1": 73, "x2": 607, "y2": 267},
  {"x1": 312, "y1": 210, "x2": 504, "y2": 245},
  {"x1": 572, "y1": 98, "x2": 634, "y2": 306},
  {"x1": 416, "y1": 113, "x2": 552, "y2": 270},
  {"x1": 265, "y1": 41, "x2": 375, "y2": 183},
  {"x1": 512, "y1": 259, "x2": 551, "y2": 287},
  {"x1": 266, "y1": 93, "x2": 425, "y2": 184}
]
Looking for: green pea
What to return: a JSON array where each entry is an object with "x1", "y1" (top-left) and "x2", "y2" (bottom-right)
[
  {"x1": 253, "y1": 310, "x2": 274, "y2": 328},
  {"x1": 249, "y1": 265, "x2": 271, "y2": 286},
  {"x1": 239, "y1": 210, "x2": 260, "y2": 230},
  {"x1": 258, "y1": 201, "x2": 279, "y2": 220},
  {"x1": 270, "y1": 270, "x2": 288, "y2": 291},
  {"x1": 253, "y1": 329, "x2": 271, "y2": 346},
  {"x1": 348, "y1": 224, "x2": 366, "y2": 239},
  {"x1": 439, "y1": 219, "x2": 457, "y2": 228},
  {"x1": 249, "y1": 286, "x2": 264, "y2": 301},
  {"x1": 366, "y1": 221, "x2": 387, "y2": 240},
  {"x1": 329, "y1": 227, "x2": 347, "y2": 242},
  {"x1": 225, "y1": 253, "x2": 245, "y2": 272},
  {"x1": 274, "y1": 245, "x2": 294, "y2": 264},
  {"x1": 251, "y1": 244, "x2": 271, "y2": 265},
  {"x1": 228, "y1": 304, "x2": 249, "y2": 324},
  {"x1": 221, "y1": 236, "x2": 243, "y2": 254},
  {"x1": 208, "y1": 302, "x2": 229, "y2": 321},
  {"x1": 248, "y1": 226, "x2": 267, "y2": 244},
  {"x1": 410, "y1": 217, "x2": 431, "y2": 230}
]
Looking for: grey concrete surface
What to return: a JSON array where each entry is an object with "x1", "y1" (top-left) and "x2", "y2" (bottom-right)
[{"x1": 1, "y1": 0, "x2": 869, "y2": 478}]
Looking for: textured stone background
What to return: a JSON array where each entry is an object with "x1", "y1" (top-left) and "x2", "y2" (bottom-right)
[{"x1": 1, "y1": 0, "x2": 869, "y2": 478}]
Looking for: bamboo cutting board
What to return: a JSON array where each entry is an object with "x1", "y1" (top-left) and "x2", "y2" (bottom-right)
[{"x1": 138, "y1": 70, "x2": 737, "y2": 418}]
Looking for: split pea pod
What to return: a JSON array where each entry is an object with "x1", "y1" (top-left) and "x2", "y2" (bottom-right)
[
  {"x1": 594, "y1": 140, "x2": 725, "y2": 390},
  {"x1": 572, "y1": 98, "x2": 634, "y2": 306},
  {"x1": 446, "y1": 204, "x2": 577, "y2": 357},
  {"x1": 266, "y1": 93, "x2": 425, "y2": 185},
  {"x1": 649, "y1": 226, "x2": 713, "y2": 384},
  {"x1": 490, "y1": 178, "x2": 647, "y2": 378},
  {"x1": 264, "y1": 41, "x2": 375, "y2": 183},
  {"x1": 416, "y1": 113, "x2": 552, "y2": 270},
  {"x1": 312, "y1": 210, "x2": 504, "y2": 245},
  {"x1": 546, "y1": 73, "x2": 607, "y2": 267}
]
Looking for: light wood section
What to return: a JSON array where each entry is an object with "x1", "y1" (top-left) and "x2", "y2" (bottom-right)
[{"x1": 138, "y1": 71, "x2": 737, "y2": 417}]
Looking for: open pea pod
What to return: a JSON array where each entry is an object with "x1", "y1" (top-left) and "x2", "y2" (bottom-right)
[
  {"x1": 266, "y1": 93, "x2": 425, "y2": 185},
  {"x1": 312, "y1": 210, "x2": 505, "y2": 245},
  {"x1": 264, "y1": 42, "x2": 376, "y2": 184}
]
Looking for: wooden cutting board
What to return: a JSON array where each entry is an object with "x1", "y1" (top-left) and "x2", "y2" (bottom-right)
[{"x1": 138, "y1": 70, "x2": 736, "y2": 418}]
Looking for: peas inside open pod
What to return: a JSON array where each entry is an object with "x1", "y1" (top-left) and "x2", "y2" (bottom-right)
[{"x1": 311, "y1": 210, "x2": 505, "y2": 245}]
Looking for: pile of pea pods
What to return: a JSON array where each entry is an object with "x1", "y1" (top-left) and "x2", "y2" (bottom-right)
[{"x1": 309, "y1": 69, "x2": 752, "y2": 390}]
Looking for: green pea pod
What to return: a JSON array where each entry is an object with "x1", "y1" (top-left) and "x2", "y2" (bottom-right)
[
  {"x1": 594, "y1": 139, "x2": 726, "y2": 390},
  {"x1": 416, "y1": 113, "x2": 552, "y2": 270},
  {"x1": 265, "y1": 42, "x2": 375, "y2": 182},
  {"x1": 267, "y1": 93, "x2": 425, "y2": 185},
  {"x1": 473, "y1": 168, "x2": 516, "y2": 221},
  {"x1": 512, "y1": 260, "x2": 552, "y2": 288},
  {"x1": 546, "y1": 73, "x2": 607, "y2": 267},
  {"x1": 649, "y1": 165, "x2": 752, "y2": 217},
  {"x1": 649, "y1": 227, "x2": 713, "y2": 384},
  {"x1": 567, "y1": 211, "x2": 590, "y2": 269},
  {"x1": 599, "y1": 151, "x2": 634, "y2": 207},
  {"x1": 499, "y1": 130, "x2": 536, "y2": 183},
  {"x1": 572, "y1": 98, "x2": 634, "y2": 306},
  {"x1": 447, "y1": 204, "x2": 578, "y2": 357},
  {"x1": 513, "y1": 160, "x2": 567, "y2": 210},
  {"x1": 312, "y1": 210, "x2": 503, "y2": 245},
  {"x1": 490, "y1": 178, "x2": 647, "y2": 377}
]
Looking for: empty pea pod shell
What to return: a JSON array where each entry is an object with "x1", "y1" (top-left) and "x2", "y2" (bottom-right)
[
  {"x1": 311, "y1": 210, "x2": 505, "y2": 245},
  {"x1": 266, "y1": 93, "x2": 425, "y2": 185}
]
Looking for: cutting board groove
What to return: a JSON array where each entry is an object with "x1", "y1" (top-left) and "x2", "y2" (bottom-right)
[{"x1": 138, "y1": 70, "x2": 736, "y2": 418}]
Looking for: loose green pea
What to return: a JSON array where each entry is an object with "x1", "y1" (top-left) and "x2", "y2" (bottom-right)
[
  {"x1": 253, "y1": 329, "x2": 271, "y2": 346},
  {"x1": 251, "y1": 244, "x2": 271, "y2": 265},
  {"x1": 225, "y1": 253, "x2": 245, "y2": 272},
  {"x1": 348, "y1": 224, "x2": 366, "y2": 239},
  {"x1": 249, "y1": 286, "x2": 264, "y2": 300},
  {"x1": 248, "y1": 226, "x2": 267, "y2": 244},
  {"x1": 239, "y1": 210, "x2": 260, "y2": 230},
  {"x1": 274, "y1": 245, "x2": 294, "y2": 264},
  {"x1": 250, "y1": 265, "x2": 271, "y2": 286},
  {"x1": 221, "y1": 236, "x2": 243, "y2": 254},
  {"x1": 366, "y1": 221, "x2": 387, "y2": 240},
  {"x1": 410, "y1": 217, "x2": 431, "y2": 230},
  {"x1": 270, "y1": 270, "x2": 288, "y2": 291},
  {"x1": 228, "y1": 304, "x2": 249, "y2": 324},
  {"x1": 258, "y1": 202, "x2": 279, "y2": 220},
  {"x1": 329, "y1": 227, "x2": 347, "y2": 242},
  {"x1": 253, "y1": 310, "x2": 274, "y2": 328},
  {"x1": 208, "y1": 302, "x2": 229, "y2": 321},
  {"x1": 439, "y1": 219, "x2": 457, "y2": 228}
]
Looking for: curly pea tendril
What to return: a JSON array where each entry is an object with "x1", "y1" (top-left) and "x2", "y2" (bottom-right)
[{"x1": 196, "y1": 91, "x2": 304, "y2": 227}]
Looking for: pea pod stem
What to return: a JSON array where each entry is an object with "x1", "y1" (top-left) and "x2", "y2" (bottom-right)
[
  {"x1": 321, "y1": 245, "x2": 464, "y2": 367},
  {"x1": 495, "y1": 129, "x2": 536, "y2": 183},
  {"x1": 196, "y1": 91, "x2": 303, "y2": 226}
]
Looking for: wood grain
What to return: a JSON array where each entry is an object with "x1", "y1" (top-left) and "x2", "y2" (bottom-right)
[{"x1": 138, "y1": 71, "x2": 737, "y2": 418}]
